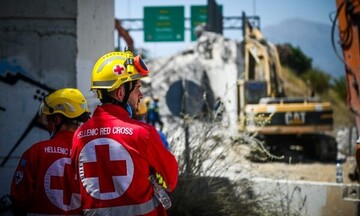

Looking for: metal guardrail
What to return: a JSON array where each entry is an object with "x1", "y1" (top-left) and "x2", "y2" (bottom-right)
[{"x1": 119, "y1": 16, "x2": 260, "y2": 32}]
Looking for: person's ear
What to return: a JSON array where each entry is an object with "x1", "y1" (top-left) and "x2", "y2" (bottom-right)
[
  {"x1": 116, "y1": 85, "x2": 125, "y2": 101},
  {"x1": 53, "y1": 115, "x2": 62, "y2": 125}
]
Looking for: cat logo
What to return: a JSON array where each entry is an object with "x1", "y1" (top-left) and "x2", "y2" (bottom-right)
[{"x1": 285, "y1": 112, "x2": 306, "y2": 125}]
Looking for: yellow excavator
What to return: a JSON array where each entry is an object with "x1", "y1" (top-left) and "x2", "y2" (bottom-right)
[{"x1": 238, "y1": 20, "x2": 337, "y2": 162}]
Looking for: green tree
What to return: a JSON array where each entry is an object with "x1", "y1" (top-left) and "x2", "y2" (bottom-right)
[
  {"x1": 302, "y1": 68, "x2": 332, "y2": 94},
  {"x1": 276, "y1": 43, "x2": 312, "y2": 75},
  {"x1": 332, "y1": 76, "x2": 347, "y2": 102}
]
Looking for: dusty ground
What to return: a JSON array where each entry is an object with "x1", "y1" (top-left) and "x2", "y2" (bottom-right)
[
  {"x1": 227, "y1": 143, "x2": 358, "y2": 184},
  {"x1": 249, "y1": 157, "x2": 357, "y2": 184}
]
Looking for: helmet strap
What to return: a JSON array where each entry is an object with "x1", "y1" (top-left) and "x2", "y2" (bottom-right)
[
  {"x1": 122, "y1": 80, "x2": 137, "y2": 104},
  {"x1": 49, "y1": 115, "x2": 63, "y2": 138}
]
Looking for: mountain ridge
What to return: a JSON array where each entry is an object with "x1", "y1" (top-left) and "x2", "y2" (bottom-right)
[{"x1": 262, "y1": 18, "x2": 343, "y2": 78}]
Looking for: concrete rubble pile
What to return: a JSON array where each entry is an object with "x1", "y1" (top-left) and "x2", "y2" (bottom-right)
[{"x1": 145, "y1": 31, "x2": 244, "y2": 137}]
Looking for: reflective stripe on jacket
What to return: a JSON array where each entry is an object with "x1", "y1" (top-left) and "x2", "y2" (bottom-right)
[{"x1": 83, "y1": 197, "x2": 158, "y2": 216}]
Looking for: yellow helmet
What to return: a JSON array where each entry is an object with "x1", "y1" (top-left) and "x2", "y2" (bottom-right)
[
  {"x1": 144, "y1": 96, "x2": 151, "y2": 105},
  {"x1": 136, "y1": 100, "x2": 148, "y2": 115},
  {"x1": 91, "y1": 50, "x2": 149, "y2": 93},
  {"x1": 39, "y1": 88, "x2": 89, "y2": 119}
]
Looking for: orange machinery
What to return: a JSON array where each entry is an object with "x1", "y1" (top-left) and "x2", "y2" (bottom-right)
[{"x1": 335, "y1": 0, "x2": 360, "y2": 168}]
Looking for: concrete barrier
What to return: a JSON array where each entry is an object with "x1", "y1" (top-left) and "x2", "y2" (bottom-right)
[{"x1": 251, "y1": 177, "x2": 359, "y2": 216}]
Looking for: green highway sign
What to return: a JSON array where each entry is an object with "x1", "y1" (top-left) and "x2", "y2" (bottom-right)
[
  {"x1": 190, "y1": 5, "x2": 222, "y2": 41},
  {"x1": 190, "y1": 6, "x2": 207, "y2": 41},
  {"x1": 144, "y1": 6, "x2": 184, "y2": 42}
]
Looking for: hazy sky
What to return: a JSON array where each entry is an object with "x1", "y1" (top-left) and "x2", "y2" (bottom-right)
[{"x1": 115, "y1": 0, "x2": 337, "y2": 57}]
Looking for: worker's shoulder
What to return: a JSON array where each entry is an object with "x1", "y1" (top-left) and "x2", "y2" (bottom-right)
[
  {"x1": 20, "y1": 139, "x2": 51, "y2": 157},
  {"x1": 131, "y1": 119, "x2": 158, "y2": 135},
  {"x1": 131, "y1": 119, "x2": 152, "y2": 130}
]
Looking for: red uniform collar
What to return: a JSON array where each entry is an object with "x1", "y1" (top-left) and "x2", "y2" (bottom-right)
[
  {"x1": 95, "y1": 103, "x2": 131, "y2": 120},
  {"x1": 50, "y1": 130, "x2": 75, "y2": 141}
]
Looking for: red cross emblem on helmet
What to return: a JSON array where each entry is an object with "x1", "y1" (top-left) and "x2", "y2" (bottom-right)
[{"x1": 113, "y1": 65, "x2": 125, "y2": 75}]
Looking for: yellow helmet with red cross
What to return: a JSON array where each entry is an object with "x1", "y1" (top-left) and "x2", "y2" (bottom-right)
[{"x1": 91, "y1": 50, "x2": 149, "y2": 93}]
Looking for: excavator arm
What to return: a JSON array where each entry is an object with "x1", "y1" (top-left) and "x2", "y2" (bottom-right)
[
  {"x1": 335, "y1": 0, "x2": 360, "y2": 168},
  {"x1": 115, "y1": 19, "x2": 134, "y2": 52}
]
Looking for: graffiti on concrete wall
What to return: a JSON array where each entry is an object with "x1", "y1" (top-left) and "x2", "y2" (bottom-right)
[{"x1": 0, "y1": 58, "x2": 54, "y2": 167}]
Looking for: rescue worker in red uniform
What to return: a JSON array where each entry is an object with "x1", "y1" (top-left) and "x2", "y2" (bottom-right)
[
  {"x1": 10, "y1": 88, "x2": 90, "y2": 215},
  {"x1": 71, "y1": 50, "x2": 178, "y2": 215}
]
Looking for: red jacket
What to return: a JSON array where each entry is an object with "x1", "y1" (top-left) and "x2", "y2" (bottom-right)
[
  {"x1": 71, "y1": 104, "x2": 178, "y2": 215},
  {"x1": 11, "y1": 130, "x2": 82, "y2": 215}
]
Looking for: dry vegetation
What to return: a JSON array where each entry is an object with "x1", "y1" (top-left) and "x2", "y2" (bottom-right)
[
  {"x1": 164, "y1": 113, "x2": 355, "y2": 215},
  {"x1": 280, "y1": 67, "x2": 311, "y2": 97},
  {"x1": 164, "y1": 114, "x2": 357, "y2": 215},
  {"x1": 166, "y1": 118, "x2": 291, "y2": 215},
  {"x1": 163, "y1": 67, "x2": 358, "y2": 215}
]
